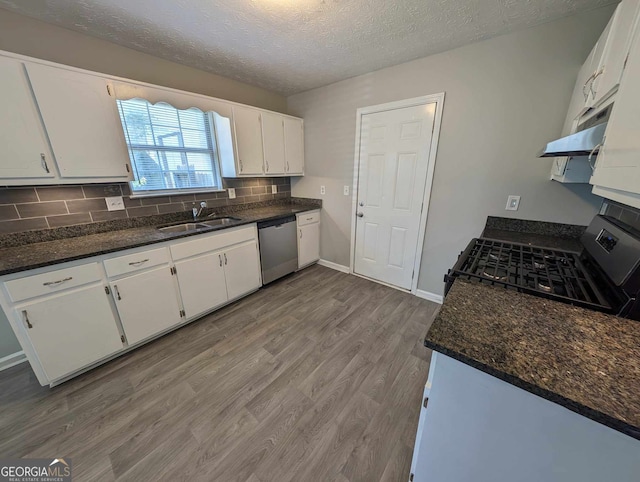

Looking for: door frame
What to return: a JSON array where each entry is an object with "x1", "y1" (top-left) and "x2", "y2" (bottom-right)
[{"x1": 349, "y1": 93, "x2": 445, "y2": 294}]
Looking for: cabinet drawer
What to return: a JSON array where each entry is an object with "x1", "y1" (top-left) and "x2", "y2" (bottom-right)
[
  {"x1": 170, "y1": 225, "x2": 256, "y2": 261},
  {"x1": 5, "y1": 263, "x2": 102, "y2": 302},
  {"x1": 104, "y1": 247, "x2": 170, "y2": 278},
  {"x1": 297, "y1": 210, "x2": 320, "y2": 226}
]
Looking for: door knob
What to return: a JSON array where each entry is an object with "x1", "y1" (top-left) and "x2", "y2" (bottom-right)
[{"x1": 356, "y1": 212, "x2": 364, "y2": 218}]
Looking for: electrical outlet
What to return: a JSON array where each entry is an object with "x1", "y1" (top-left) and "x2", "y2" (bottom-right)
[
  {"x1": 272, "y1": 185, "x2": 277, "y2": 194},
  {"x1": 344, "y1": 186, "x2": 349, "y2": 196},
  {"x1": 228, "y1": 188, "x2": 236, "y2": 199},
  {"x1": 105, "y1": 196, "x2": 125, "y2": 211},
  {"x1": 506, "y1": 195, "x2": 521, "y2": 211},
  {"x1": 320, "y1": 185, "x2": 326, "y2": 195}
]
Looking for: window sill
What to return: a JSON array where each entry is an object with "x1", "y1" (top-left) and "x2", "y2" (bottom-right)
[{"x1": 128, "y1": 188, "x2": 227, "y2": 199}]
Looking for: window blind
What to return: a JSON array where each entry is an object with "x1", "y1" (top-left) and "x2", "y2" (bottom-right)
[{"x1": 116, "y1": 99, "x2": 222, "y2": 194}]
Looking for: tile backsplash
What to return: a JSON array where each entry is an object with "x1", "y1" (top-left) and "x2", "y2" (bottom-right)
[{"x1": 0, "y1": 178, "x2": 291, "y2": 235}]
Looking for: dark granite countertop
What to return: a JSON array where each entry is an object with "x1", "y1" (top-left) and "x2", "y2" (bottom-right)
[
  {"x1": 482, "y1": 228, "x2": 584, "y2": 252},
  {"x1": 0, "y1": 203, "x2": 320, "y2": 276},
  {"x1": 424, "y1": 280, "x2": 640, "y2": 440},
  {"x1": 482, "y1": 216, "x2": 586, "y2": 252}
]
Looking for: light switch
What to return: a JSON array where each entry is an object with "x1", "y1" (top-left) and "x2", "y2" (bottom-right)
[
  {"x1": 320, "y1": 185, "x2": 326, "y2": 195},
  {"x1": 506, "y1": 195, "x2": 521, "y2": 211},
  {"x1": 272, "y1": 185, "x2": 277, "y2": 194},
  {"x1": 228, "y1": 188, "x2": 236, "y2": 199},
  {"x1": 105, "y1": 196, "x2": 125, "y2": 211},
  {"x1": 344, "y1": 186, "x2": 350, "y2": 196}
]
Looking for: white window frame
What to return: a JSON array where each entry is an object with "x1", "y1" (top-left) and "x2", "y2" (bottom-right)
[{"x1": 117, "y1": 99, "x2": 225, "y2": 198}]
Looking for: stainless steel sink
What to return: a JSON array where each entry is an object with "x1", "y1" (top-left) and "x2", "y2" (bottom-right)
[
  {"x1": 158, "y1": 222, "x2": 210, "y2": 233},
  {"x1": 201, "y1": 217, "x2": 241, "y2": 227}
]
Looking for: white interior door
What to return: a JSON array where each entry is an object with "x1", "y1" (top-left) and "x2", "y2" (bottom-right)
[{"x1": 354, "y1": 103, "x2": 436, "y2": 290}]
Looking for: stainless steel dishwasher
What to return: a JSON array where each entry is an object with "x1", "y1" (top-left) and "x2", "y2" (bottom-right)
[{"x1": 258, "y1": 215, "x2": 298, "y2": 285}]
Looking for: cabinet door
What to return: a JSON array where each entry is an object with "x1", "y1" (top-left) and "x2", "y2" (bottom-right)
[
  {"x1": 25, "y1": 62, "x2": 132, "y2": 179},
  {"x1": 233, "y1": 105, "x2": 265, "y2": 175},
  {"x1": 0, "y1": 57, "x2": 55, "y2": 180},
  {"x1": 591, "y1": 0, "x2": 640, "y2": 106},
  {"x1": 262, "y1": 112, "x2": 286, "y2": 175},
  {"x1": 174, "y1": 252, "x2": 228, "y2": 319},
  {"x1": 223, "y1": 241, "x2": 261, "y2": 300},
  {"x1": 111, "y1": 266, "x2": 181, "y2": 345},
  {"x1": 590, "y1": 22, "x2": 640, "y2": 196},
  {"x1": 17, "y1": 285, "x2": 122, "y2": 381},
  {"x1": 298, "y1": 222, "x2": 320, "y2": 268},
  {"x1": 284, "y1": 117, "x2": 305, "y2": 175}
]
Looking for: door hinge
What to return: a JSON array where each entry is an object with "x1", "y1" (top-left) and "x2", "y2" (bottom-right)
[
  {"x1": 105, "y1": 286, "x2": 111, "y2": 295},
  {"x1": 107, "y1": 85, "x2": 112, "y2": 96},
  {"x1": 120, "y1": 335, "x2": 126, "y2": 344},
  {"x1": 170, "y1": 266, "x2": 177, "y2": 275},
  {"x1": 412, "y1": 269, "x2": 415, "y2": 280},
  {"x1": 423, "y1": 396, "x2": 429, "y2": 408},
  {"x1": 180, "y1": 309, "x2": 186, "y2": 318},
  {"x1": 125, "y1": 163, "x2": 131, "y2": 173},
  {"x1": 624, "y1": 53, "x2": 629, "y2": 70},
  {"x1": 409, "y1": 474, "x2": 414, "y2": 482}
]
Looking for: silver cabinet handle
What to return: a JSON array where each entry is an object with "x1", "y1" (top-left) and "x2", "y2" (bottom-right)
[
  {"x1": 22, "y1": 310, "x2": 32, "y2": 329},
  {"x1": 356, "y1": 212, "x2": 364, "y2": 218},
  {"x1": 239, "y1": 159, "x2": 243, "y2": 172},
  {"x1": 41, "y1": 153, "x2": 50, "y2": 173},
  {"x1": 286, "y1": 161, "x2": 290, "y2": 172},
  {"x1": 128, "y1": 258, "x2": 149, "y2": 266},
  {"x1": 224, "y1": 253, "x2": 228, "y2": 265},
  {"x1": 266, "y1": 161, "x2": 270, "y2": 172},
  {"x1": 219, "y1": 254, "x2": 222, "y2": 267},
  {"x1": 43, "y1": 277, "x2": 72, "y2": 286},
  {"x1": 114, "y1": 285, "x2": 121, "y2": 301},
  {"x1": 300, "y1": 229, "x2": 303, "y2": 239},
  {"x1": 588, "y1": 143, "x2": 602, "y2": 172}
]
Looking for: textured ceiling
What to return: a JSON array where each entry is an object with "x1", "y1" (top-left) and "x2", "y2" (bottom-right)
[{"x1": 0, "y1": 0, "x2": 615, "y2": 95}]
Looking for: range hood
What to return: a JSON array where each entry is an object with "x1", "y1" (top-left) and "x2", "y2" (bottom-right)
[{"x1": 538, "y1": 123, "x2": 607, "y2": 158}]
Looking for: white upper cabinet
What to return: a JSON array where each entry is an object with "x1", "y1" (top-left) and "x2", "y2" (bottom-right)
[
  {"x1": 262, "y1": 112, "x2": 286, "y2": 175},
  {"x1": 590, "y1": 15, "x2": 640, "y2": 203},
  {"x1": 284, "y1": 117, "x2": 305, "y2": 175},
  {"x1": 589, "y1": 0, "x2": 640, "y2": 107},
  {"x1": 25, "y1": 62, "x2": 132, "y2": 180},
  {"x1": 232, "y1": 105, "x2": 265, "y2": 176},
  {"x1": 0, "y1": 57, "x2": 55, "y2": 180}
]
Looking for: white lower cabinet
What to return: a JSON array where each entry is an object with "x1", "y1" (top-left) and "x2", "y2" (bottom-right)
[
  {"x1": 110, "y1": 265, "x2": 182, "y2": 345},
  {"x1": 223, "y1": 241, "x2": 262, "y2": 300},
  {"x1": 174, "y1": 251, "x2": 228, "y2": 319},
  {"x1": 15, "y1": 285, "x2": 123, "y2": 381},
  {"x1": 297, "y1": 211, "x2": 321, "y2": 269},
  {"x1": 0, "y1": 223, "x2": 264, "y2": 386}
]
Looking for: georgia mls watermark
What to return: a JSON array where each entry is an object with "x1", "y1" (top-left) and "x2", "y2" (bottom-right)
[{"x1": 0, "y1": 458, "x2": 72, "y2": 482}]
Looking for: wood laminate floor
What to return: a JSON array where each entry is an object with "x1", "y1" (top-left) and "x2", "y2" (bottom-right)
[{"x1": 0, "y1": 265, "x2": 438, "y2": 482}]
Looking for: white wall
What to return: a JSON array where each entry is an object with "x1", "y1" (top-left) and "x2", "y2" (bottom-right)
[{"x1": 288, "y1": 7, "x2": 613, "y2": 295}]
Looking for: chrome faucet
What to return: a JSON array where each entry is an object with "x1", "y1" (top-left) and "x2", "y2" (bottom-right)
[{"x1": 192, "y1": 201, "x2": 207, "y2": 220}]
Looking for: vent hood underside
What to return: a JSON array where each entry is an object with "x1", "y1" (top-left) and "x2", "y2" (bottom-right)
[{"x1": 538, "y1": 123, "x2": 607, "y2": 158}]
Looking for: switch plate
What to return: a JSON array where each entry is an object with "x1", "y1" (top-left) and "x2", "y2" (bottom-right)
[
  {"x1": 105, "y1": 196, "x2": 125, "y2": 211},
  {"x1": 506, "y1": 195, "x2": 521, "y2": 211},
  {"x1": 228, "y1": 188, "x2": 236, "y2": 199},
  {"x1": 344, "y1": 186, "x2": 349, "y2": 196},
  {"x1": 320, "y1": 185, "x2": 326, "y2": 195},
  {"x1": 272, "y1": 184, "x2": 277, "y2": 194}
]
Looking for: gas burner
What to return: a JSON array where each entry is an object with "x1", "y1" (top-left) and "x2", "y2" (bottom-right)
[
  {"x1": 482, "y1": 268, "x2": 508, "y2": 281},
  {"x1": 537, "y1": 281, "x2": 553, "y2": 293},
  {"x1": 488, "y1": 252, "x2": 508, "y2": 263}
]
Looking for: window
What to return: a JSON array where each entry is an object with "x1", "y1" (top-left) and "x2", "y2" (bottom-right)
[{"x1": 116, "y1": 98, "x2": 222, "y2": 195}]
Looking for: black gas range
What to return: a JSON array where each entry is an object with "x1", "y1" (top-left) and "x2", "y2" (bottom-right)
[{"x1": 445, "y1": 215, "x2": 640, "y2": 320}]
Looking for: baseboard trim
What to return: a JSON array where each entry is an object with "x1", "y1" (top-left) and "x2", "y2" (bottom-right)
[
  {"x1": 317, "y1": 259, "x2": 350, "y2": 274},
  {"x1": 415, "y1": 289, "x2": 444, "y2": 304},
  {"x1": 0, "y1": 351, "x2": 27, "y2": 372}
]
